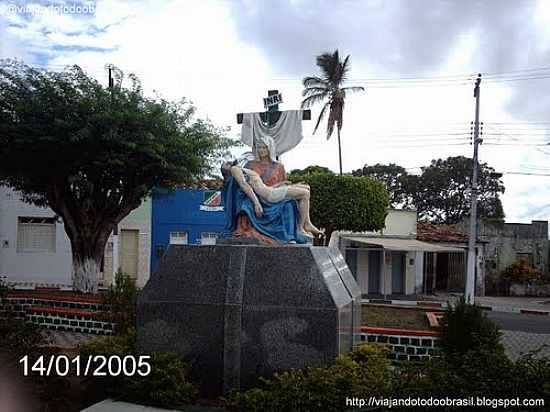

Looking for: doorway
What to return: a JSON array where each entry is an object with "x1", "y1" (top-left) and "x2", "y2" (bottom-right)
[
  {"x1": 120, "y1": 229, "x2": 139, "y2": 280},
  {"x1": 368, "y1": 251, "x2": 381, "y2": 294},
  {"x1": 391, "y1": 252, "x2": 405, "y2": 294}
]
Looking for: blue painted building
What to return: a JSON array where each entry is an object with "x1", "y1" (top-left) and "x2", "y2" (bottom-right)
[{"x1": 151, "y1": 188, "x2": 225, "y2": 272}]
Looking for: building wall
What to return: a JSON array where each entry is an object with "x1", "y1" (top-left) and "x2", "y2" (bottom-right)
[
  {"x1": 382, "y1": 210, "x2": 417, "y2": 237},
  {"x1": 457, "y1": 219, "x2": 549, "y2": 294},
  {"x1": 357, "y1": 250, "x2": 369, "y2": 293},
  {"x1": 405, "y1": 252, "x2": 416, "y2": 295},
  {"x1": 343, "y1": 240, "x2": 421, "y2": 296},
  {"x1": 0, "y1": 186, "x2": 151, "y2": 289},
  {"x1": 382, "y1": 252, "x2": 392, "y2": 295},
  {"x1": 103, "y1": 198, "x2": 151, "y2": 288},
  {"x1": 0, "y1": 186, "x2": 72, "y2": 286},
  {"x1": 341, "y1": 209, "x2": 421, "y2": 296},
  {"x1": 151, "y1": 188, "x2": 225, "y2": 273},
  {"x1": 414, "y1": 251, "x2": 424, "y2": 294},
  {"x1": 364, "y1": 209, "x2": 417, "y2": 238}
]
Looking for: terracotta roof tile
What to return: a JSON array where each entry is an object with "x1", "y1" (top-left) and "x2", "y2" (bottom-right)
[
  {"x1": 174, "y1": 179, "x2": 223, "y2": 190},
  {"x1": 416, "y1": 222, "x2": 468, "y2": 243}
]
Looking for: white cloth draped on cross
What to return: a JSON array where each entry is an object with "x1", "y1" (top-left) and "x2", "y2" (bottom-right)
[{"x1": 240, "y1": 110, "x2": 304, "y2": 156}]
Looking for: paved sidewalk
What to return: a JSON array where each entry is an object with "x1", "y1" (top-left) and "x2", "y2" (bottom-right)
[
  {"x1": 476, "y1": 296, "x2": 550, "y2": 314},
  {"x1": 501, "y1": 330, "x2": 550, "y2": 361},
  {"x1": 41, "y1": 329, "x2": 97, "y2": 349},
  {"x1": 363, "y1": 294, "x2": 550, "y2": 316}
]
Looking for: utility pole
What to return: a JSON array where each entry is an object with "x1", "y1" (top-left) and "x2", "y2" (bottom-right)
[
  {"x1": 466, "y1": 74, "x2": 482, "y2": 304},
  {"x1": 104, "y1": 63, "x2": 123, "y2": 89},
  {"x1": 105, "y1": 63, "x2": 114, "y2": 88}
]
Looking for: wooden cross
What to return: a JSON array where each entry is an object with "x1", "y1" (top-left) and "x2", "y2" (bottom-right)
[{"x1": 236, "y1": 89, "x2": 311, "y2": 126}]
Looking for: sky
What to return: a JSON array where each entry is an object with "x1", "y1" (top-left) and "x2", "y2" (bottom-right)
[{"x1": 1, "y1": 0, "x2": 549, "y2": 224}]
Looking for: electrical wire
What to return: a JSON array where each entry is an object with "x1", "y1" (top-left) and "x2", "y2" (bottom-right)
[
  {"x1": 502, "y1": 172, "x2": 550, "y2": 176},
  {"x1": 10, "y1": 62, "x2": 550, "y2": 89},
  {"x1": 484, "y1": 125, "x2": 550, "y2": 156}
]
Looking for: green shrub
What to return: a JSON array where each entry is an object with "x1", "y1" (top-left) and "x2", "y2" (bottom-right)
[
  {"x1": 0, "y1": 278, "x2": 8, "y2": 299},
  {"x1": 439, "y1": 298, "x2": 503, "y2": 359},
  {"x1": 392, "y1": 349, "x2": 518, "y2": 412},
  {"x1": 102, "y1": 270, "x2": 139, "y2": 334},
  {"x1": 392, "y1": 339, "x2": 550, "y2": 411},
  {"x1": 80, "y1": 328, "x2": 197, "y2": 409},
  {"x1": 287, "y1": 172, "x2": 389, "y2": 242},
  {"x1": 79, "y1": 327, "x2": 137, "y2": 358},
  {"x1": 228, "y1": 343, "x2": 391, "y2": 412},
  {"x1": 115, "y1": 352, "x2": 198, "y2": 408},
  {"x1": 427, "y1": 347, "x2": 513, "y2": 397},
  {"x1": 510, "y1": 350, "x2": 550, "y2": 400},
  {"x1": 0, "y1": 317, "x2": 48, "y2": 360}
]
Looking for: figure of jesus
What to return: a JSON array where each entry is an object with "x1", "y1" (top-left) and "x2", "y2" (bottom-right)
[{"x1": 222, "y1": 161, "x2": 324, "y2": 239}]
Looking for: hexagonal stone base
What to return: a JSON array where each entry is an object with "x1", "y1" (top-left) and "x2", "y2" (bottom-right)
[{"x1": 137, "y1": 245, "x2": 361, "y2": 395}]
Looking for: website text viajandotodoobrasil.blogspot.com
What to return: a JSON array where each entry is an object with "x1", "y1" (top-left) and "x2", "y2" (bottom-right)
[{"x1": 346, "y1": 396, "x2": 545, "y2": 409}]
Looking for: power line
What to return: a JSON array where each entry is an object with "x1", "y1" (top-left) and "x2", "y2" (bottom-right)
[
  {"x1": 484, "y1": 121, "x2": 550, "y2": 124},
  {"x1": 503, "y1": 171, "x2": 550, "y2": 176},
  {"x1": 484, "y1": 125, "x2": 550, "y2": 156},
  {"x1": 483, "y1": 65, "x2": 550, "y2": 76},
  {"x1": 13, "y1": 62, "x2": 550, "y2": 88},
  {"x1": 484, "y1": 143, "x2": 550, "y2": 146},
  {"x1": 519, "y1": 164, "x2": 550, "y2": 171}
]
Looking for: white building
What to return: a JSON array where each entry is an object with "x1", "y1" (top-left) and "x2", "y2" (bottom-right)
[
  {"x1": 332, "y1": 209, "x2": 467, "y2": 297},
  {"x1": 0, "y1": 186, "x2": 151, "y2": 289}
]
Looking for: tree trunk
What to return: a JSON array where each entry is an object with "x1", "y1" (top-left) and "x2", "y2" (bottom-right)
[
  {"x1": 70, "y1": 230, "x2": 109, "y2": 294},
  {"x1": 46, "y1": 182, "x2": 144, "y2": 294},
  {"x1": 72, "y1": 256, "x2": 100, "y2": 294},
  {"x1": 337, "y1": 128, "x2": 343, "y2": 176}
]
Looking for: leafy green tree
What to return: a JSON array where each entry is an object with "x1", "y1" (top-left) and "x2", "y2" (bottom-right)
[
  {"x1": 301, "y1": 50, "x2": 364, "y2": 175},
  {"x1": 352, "y1": 163, "x2": 415, "y2": 208},
  {"x1": 357, "y1": 157, "x2": 505, "y2": 224},
  {"x1": 288, "y1": 172, "x2": 388, "y2": 242},
  {"x1": 288, "y1": 165, "x2": 333, "y2": 180},
  {"x1": 0, "y1": 60, "x2": 233, "y2": 293},
  {"x1": 415, "y1": 156, "x2": 505, "y2": 224}
]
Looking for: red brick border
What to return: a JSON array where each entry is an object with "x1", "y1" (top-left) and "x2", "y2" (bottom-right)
[
  {"x1": 361, "y1": 326, "x2": 441, "y2": 337},
  {"x1": 7, "y1": 292, "x2": 101, "y2": 304},
  {"x1": 417, "y1": 301, "x2": 443, "y2": 308},
  {"x1": 519, "y1": 309, "x2": 550, "y2": 316}
]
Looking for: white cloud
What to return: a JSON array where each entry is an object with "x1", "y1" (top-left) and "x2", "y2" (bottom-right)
[{"x1": 1, "y1": 0, "x2": 549, "y2": 224}]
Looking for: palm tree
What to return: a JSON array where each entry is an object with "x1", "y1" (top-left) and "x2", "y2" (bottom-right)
[{"x1": 301, "y1": 50, "x2": 364, "y2": 175}]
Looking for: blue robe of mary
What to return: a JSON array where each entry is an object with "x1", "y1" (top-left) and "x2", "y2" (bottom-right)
[{"x1": 221, "y1": 161, "x2": 310, "y2": 245}]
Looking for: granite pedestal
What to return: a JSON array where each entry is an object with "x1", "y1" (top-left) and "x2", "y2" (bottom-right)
[{"x1": 137, "y1": 244, "x2": 361, "y2": 395}]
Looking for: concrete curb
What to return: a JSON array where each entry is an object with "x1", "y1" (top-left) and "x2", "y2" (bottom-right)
[
  {"x1": 363, "y1": 299, "x2": 447, "y2": 309},
  {"x1": 362, "y1": 299, "x2": 550, "y2": 316},
  {"x1": 478, "y1": 305, "x2": 550, "y2": 316}
]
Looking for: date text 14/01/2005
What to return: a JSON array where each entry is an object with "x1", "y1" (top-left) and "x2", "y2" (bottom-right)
[{"x1": 19, "y1": 355, "x2": 152, "y2": 377}]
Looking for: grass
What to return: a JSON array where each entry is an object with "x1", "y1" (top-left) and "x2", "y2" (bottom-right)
[{"x1": 362, "y1": 304, "x2": 432, "y2": 330}]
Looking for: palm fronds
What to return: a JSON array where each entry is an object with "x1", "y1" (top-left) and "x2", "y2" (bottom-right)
[{"x1": 301, "y1": 50, "x2": 365, "y2": 174}]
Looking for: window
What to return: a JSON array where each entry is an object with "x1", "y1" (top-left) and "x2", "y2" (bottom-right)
[
  {"x1": 17, "y1": 217, "x2": 56, "y2": 253},
  {"x1": 169, "y1": 231, "x2": 188, "y2": 245},
  {"x1": 201, "y1": 232, "x2": 218, "y2": 245}
]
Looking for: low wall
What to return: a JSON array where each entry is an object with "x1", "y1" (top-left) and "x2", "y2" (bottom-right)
[
  {"x1": 360, "y1": 326, "x2": 440, "y2": 361},
  {"x1": 1, "y1": 291, "x2": 114, "y2": 335}
]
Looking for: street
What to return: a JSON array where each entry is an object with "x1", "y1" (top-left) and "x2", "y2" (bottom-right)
[
  {"x1": 486, "y1": 311, "x2": 550, "y2": 334},
  {"x1": 484, "y1": 311, "x2": 550, "y2": 360}
]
